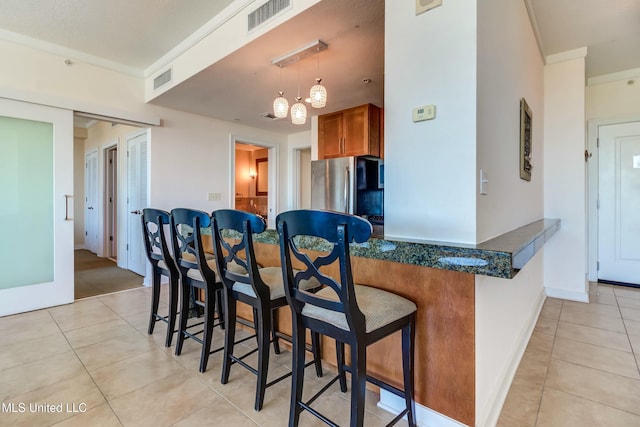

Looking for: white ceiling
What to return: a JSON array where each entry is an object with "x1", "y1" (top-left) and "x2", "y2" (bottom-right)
[{"x1": 0, "y1": 0, "x2": 637, "y2": 131}]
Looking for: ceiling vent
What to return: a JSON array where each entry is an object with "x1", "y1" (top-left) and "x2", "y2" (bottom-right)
[
  {"x1": 259, "y1": 112, "x2": 279, "y2": 120},
  {"x1": 153, "y1": 68, "x2": 172, "y2": 90},
  {"x1": 248, "y1": 0, "x2": 291, "y2": 31}
]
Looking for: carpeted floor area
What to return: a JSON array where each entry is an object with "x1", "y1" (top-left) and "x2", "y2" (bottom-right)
[{"x1": 74, "y1": 250, "x2": 144, "y2": 299}]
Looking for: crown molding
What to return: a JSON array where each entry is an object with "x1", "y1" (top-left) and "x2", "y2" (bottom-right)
[
  {"x1": 588, "y1": 67, "x2": 640, "y2": 86},
  {"x1": 0, "y1": 28, "x2": 143, "y2": 77},
  {"x1": 546, "y1": 47, "x2": 588, "y2": 65}
]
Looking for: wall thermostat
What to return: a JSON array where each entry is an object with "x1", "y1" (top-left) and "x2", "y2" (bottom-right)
[
  {"x1": 416, "y1": 0, "x2": 442, "y2": 15},
  {"x1": 413, "y1": 105, "x2": 436, "y2": 122}
]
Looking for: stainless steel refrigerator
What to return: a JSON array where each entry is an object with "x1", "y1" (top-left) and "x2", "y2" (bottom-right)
[{"x1": 310, "y1": 156, "x2": 384, "y2": 219}]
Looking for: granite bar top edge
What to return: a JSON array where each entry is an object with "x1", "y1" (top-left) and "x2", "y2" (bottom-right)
[{"x1": 214, "y1": 218, "x2": 561, "y2": 279}]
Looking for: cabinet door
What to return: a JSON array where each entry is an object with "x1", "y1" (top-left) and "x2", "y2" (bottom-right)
[
  {"x1": 318, "y1": 112, "x2": 343, "y2": 159},
  {"x1": 343, "y1": 105, "x2": 368, "y2": 156}
]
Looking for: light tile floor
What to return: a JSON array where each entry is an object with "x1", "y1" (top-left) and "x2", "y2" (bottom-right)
[
  {"x1": 3, "y1": 282, "x2": 639, "y2": 426},
  {"x1": 0, "y1": 285, "x2": 406, "y2": 427},
  {"x1": 497, "y1": 282, "x2": 640, "y2": 427}
]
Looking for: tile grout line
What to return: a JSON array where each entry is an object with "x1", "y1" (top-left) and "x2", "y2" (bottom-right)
[
  {"x1": 45, "y1": 307, "x2": 126, "y2": 427},
  {"x1": 615, "y1": 292, "x2": 640, "y2": 376},
  {"x1": 533, "y1": 298, "x2": 561, "y2": 426}
]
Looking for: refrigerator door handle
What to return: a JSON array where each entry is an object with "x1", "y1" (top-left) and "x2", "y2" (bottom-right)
[{"x1": 344, "y1": 165, "x2": 350, "y2": 213}]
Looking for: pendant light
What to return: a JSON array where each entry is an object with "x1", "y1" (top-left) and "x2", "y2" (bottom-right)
[
  {"x1": 273, "y1": 66, "x2": 289, "y2": 118},
  {"x1": 309, "y1": 48, "x2": 327, "y2": 108},
  {"x1": 291, "y1": 63, "x2": 307, "y2": 125}
]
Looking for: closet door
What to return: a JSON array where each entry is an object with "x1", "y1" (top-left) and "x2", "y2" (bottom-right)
[{"x1": 0, "y1": 99, "x2": 74, "y2": 316}]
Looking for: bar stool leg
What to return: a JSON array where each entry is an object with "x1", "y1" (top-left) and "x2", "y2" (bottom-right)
[
  {"x1": 174, "y1": 281, "x2": 190, "y2": 356},
  {"x1": 148, "y1": 269, "x2": 161, "y2": 335},
  {"x1": 336, "y1": 341, "x2": 347, "y2": 392},
  {"x1": 199, "y1": 285, "x2": 215, "y2": 373},
  {"x1": 403, "y1": 318, "x2": 417, "y2": 427},
  {"x1": 165, "y1": 275, "x2": 179, "y2": 347},
  {"x1": 350, "y1": 343, "x2": 367, "y2": 427},
  {"x1": 255, "y1": 306, "x2": 271, "y2": 411},
  {"x1": 271, "y1": 307, "x2": 280, "y2": 354},
  {"x1": 311, "y1": 331, "x2": 323, "y2": 377},
  {"x1": 221, "y1": 290, "x2": 236, "y2": 384},
  {"x1": 289, "y1": 318, "x2": 306, "y2": 427}
]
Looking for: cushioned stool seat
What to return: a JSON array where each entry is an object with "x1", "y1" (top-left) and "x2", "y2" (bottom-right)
[{"x1": 302, "y1": 285, "x2": 417, "y2": 333}]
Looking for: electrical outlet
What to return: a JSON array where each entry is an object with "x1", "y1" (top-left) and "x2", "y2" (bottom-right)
[{"x1": 207, "y1": 192, "x2": 221, "y2": 201}]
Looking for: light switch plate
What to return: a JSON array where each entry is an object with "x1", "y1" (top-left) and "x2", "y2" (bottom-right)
[
  {"x1": 413, "y1": 105, "x2": 436, "y2": 122},
  {"x1": 480, "y1": 169, "x2": 488, "y2": 195},
  {"x1": 416, "y1": 0, "x2": 442, "y2": 15},
  {"x1": 207, "y1": 192, "x2": 221, "y2": 201}
]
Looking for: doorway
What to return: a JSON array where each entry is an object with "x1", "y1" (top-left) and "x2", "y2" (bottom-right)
[
  {"x1": 74, "y1": 117, "x2": 148, "y2": 297},
  {"x1": 232, "y1": 138, "x2": 278, "y2": 228},
  {"x1": 596, "y1": 121, "x2": 640, "y2": 286}
]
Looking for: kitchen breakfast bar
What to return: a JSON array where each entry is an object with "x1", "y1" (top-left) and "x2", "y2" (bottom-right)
[{"x1": 203, "y1": 218, "x2": 560, "y2": 426}]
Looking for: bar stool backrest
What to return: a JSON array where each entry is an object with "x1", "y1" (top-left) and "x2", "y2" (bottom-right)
[
  {"x1": 141, "y1": 208, "x2": 177, "y2": 273},
  {"x1": 169, "y1": 208, "x2": 215, "y2": 283},
  {"x1": 211, "y1": 209, "x2": 267, "y2": 296},
  {"x1": 277, "y1": 209, "x2": 372, "y2": 335}
]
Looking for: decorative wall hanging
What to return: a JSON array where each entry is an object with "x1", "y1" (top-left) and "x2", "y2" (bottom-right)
[{"x1": 519, "y1": 98, "x2": 532, "y2": 181}]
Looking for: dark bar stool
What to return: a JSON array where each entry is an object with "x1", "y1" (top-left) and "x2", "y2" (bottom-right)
[
  {"x1": 277, "y1": 210, "x2": 417, "y2": 427},
  {"x1": 211, "y1": 209, "x2": 323, "y2": 411},
  {"x1": 141, "y1": 208, "x2": 179, "y2": 347},
  {"x1": 170, "y1": 208, "x2": 225, "y2": 373}
]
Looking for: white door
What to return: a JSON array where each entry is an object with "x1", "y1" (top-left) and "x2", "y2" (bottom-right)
[
  {"x1": 598, "y1": 121, "x2": 640, "y2": 284},
  {"x1": 127, "y1": 132, "x2": 148, "y2": 276},
  {"x1": 85, "y1": 150, "x2": 99, "y2": 254},
  {"x1": 0, "y1": 99, "x2": 74, "y2": 316}
]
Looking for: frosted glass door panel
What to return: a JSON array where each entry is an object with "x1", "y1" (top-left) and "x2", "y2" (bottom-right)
[
  {"x1": 0, "y1": 99, "x2": 73, "y2": 317},
  {"x1": 0, "y1": 117, "x2": 53, "y2": 289}
]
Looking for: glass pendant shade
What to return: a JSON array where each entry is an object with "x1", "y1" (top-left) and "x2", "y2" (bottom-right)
[
  {"x1": 310, "y1": 78, "x2": 327, "y2": 108},
  {"x1": 273, "y1": 91, "x2": 289, "y2": 118},
  {"x1": 291, "y1": 97, "x2": 307, "y2": 125}
]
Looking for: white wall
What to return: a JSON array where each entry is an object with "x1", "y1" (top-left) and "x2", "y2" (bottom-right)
[
  {"x1": 587, "y1": 75, "x2": 640, "y2": 120},
  {"x1": 384, "y1": 0, "x2": 478, "y2": 243},
  {"x1": 475, "y1": 252, "x2": 546, "y2": 427},
  {"x1": 0, "y1": 37, "x2": 289, "y2": 251},
  {"x1": 476, "y1": 0, "x2": 544, "y2": 242},
  {"x1": 543, "y1": 54, "x2": 588, "y2": 302},
  {"x1": 474, "y1": 1, "x2": 546, "y2": 425}
]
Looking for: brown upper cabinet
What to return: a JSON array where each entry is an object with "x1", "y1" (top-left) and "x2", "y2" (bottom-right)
[{"x1": 318, "y1": 104, "x2": 381, "y2": 159}]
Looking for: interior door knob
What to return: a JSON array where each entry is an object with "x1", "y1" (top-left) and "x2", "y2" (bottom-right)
[
  {"x1": 131, "y1": 210, "x2": 141, "y2": 215},
  {"x1": 87, "y1": 207, "x2": 94, "y2": 210}
]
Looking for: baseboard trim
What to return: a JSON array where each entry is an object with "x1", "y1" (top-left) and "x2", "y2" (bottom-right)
[
  {"x1": 544, "y1": 286, "x2": 589, "y2": 302},
  {"x1": 74, "y1": 244, "x2": 85, "y2": 250},
  {"x1": 378, "y1": 390, "x2": 467, "y2": 427}
]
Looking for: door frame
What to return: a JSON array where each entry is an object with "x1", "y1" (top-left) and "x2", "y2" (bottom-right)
[
  {"x1": 587, "y1": 115, "x2": 640, "y2": 281},
  {"x1": 229, "y1": 135, "x2": 278, "y2": 229},
  {"x1": 104, "y1": 140, "x2": 118, "y2": 259},
  {"x1": 84, "y1": 148, "x2": 99, "y2": 255}
]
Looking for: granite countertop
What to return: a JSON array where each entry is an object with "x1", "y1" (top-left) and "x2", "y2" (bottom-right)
[{"x1": 247, "y1": 218, "x2": 560, "y2": 279}]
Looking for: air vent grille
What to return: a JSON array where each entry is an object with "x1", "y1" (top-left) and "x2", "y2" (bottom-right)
[
  {"x1": 153, "y1": 68, "x2": 172, "y2": 90},
  {"x1": 248, "y1": 0, "x2": 290, "y2": 31}
]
